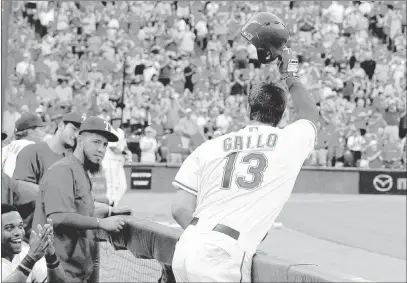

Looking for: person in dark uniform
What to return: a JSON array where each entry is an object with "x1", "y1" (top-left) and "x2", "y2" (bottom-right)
[
  {"x1": 2, "y1": 112, "x2": 46, "y2": 178},
  {"x1": 11, "y1": 112, "x2": 83, "y2": 242},
  {"x1": 32, "y1": 116, "x2": 128, "y2": 283},
  {"x1": 13, "y1": 112, "x2": 84, "y2": 187}
]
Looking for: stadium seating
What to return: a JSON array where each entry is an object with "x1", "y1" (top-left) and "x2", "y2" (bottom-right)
[{"x1": 4, "y1": 1, "x2": 406, "y2": 169}]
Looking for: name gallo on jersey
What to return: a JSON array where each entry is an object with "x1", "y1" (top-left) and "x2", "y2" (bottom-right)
[{"x1": 223, "y1": 133, "x2": 278, "y2": 152}]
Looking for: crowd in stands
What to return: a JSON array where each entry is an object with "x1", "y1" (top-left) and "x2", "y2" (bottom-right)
[{"x1": 3, "y1": 1, "x2": 406, "y2": 169}]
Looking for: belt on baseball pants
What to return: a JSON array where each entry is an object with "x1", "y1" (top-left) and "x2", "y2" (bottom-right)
[{"x1": 189, "y1": 217, "x2": 240, "y2": 240}]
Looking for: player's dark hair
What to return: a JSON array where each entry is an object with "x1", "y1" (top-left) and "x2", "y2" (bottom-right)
[
  {"x1": 248, "y1": 81, "x2": 287, "y2": 127},
  {"x1": 2, "y1": 203, "x2": 18, "y2": 215}
]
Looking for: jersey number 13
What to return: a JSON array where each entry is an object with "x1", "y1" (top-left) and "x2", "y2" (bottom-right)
[{"x1": 221, "y1": 152, "x2": 268, "y2": 190}]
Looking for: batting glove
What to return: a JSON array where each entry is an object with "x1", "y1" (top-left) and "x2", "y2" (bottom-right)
[{"x1": 278, "y1": 47, "x2": 299, "y2": 80}]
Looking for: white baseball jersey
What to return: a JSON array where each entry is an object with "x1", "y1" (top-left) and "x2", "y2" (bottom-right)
[
  {"x1": 2, "y1": 241, "x2": 47, "y2": 282},
  {"x1": 104, "y1": 127, "x2": 127, "y2": 161},
  {"x1": 102, "y1": 127, "x2": 128, "y2": 205},
  {"x1": 2, "y1": 139, "x2": 35, "y2": 177},
  {"x1": 173, "y1": 119, "x2": 316, "y2": 252}
]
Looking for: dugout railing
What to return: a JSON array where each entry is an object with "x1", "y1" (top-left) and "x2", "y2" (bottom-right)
[{"x1": 96, "y1": 216, "x2": 366, "y2": 283}]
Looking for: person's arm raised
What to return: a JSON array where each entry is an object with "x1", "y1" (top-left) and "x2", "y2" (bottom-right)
[
  {"x1": 279, "y1": 48, "x2": 318, "y2": 126},
  {"x1": 3, "y1": 225, "x2": 51, "y2": 283}
]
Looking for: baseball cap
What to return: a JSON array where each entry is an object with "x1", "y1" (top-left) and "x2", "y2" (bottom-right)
[
  {"x1": 145, "y1": 126, "x2": 157, "y2": 136},
  {"x1": 2, "y1": 132, "x2": 7, "y2": 141},
  {"x1": 15, "y1": 113, "x2": 44, "y2": 132},
  {"x1": 110, "y1": 115, "x2": 121, "y2": 122},
  {"x1": 79, "y1": 116, "x2": 118, "y2": 142},
  {"x1": 62, "y1": 112, "x2": 85, "y2": 127}
]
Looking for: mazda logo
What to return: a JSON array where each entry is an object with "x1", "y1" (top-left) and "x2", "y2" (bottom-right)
[{"x1": 373, "y1": 174, "x2": 393, "y2": 192}]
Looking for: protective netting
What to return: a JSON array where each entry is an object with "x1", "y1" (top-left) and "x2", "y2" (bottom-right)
[
  {"x1": 99, "y1": 241, "x2": 162, "y2": 282},
  {"x1": 95, "y1": 218, "x2": 179, "y2": 283}
]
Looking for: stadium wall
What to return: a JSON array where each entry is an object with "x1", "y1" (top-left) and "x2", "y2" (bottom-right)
[{"x1": 123, "y1": 164, "x2": 406, "y2": 195}]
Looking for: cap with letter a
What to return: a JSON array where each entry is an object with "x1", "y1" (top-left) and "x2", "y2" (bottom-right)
[{"x1": 79, "y1": 116, "x2": 118, "y2": 142}]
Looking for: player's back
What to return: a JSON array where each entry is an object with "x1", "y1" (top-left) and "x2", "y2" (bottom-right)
[
  {"x1": 13, "y1": 141, "x2": 64, "y2": 184},
  {"x1": 193, "y1": 121, "x2": 315, "y2": 250}
]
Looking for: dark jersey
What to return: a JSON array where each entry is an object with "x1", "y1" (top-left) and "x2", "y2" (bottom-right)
[
  {"x1": 32, "y1": 155, "x2": 97, "y2": 281},
  {"x1": 1, "y1": 172, "x2": 37, "y2": 205},
  {"x1": 13, "y1": 141, "x2": 65, "y2": 184}
]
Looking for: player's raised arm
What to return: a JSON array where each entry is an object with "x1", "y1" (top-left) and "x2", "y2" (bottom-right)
[
  {"x1": 240, "y1": 12, "x2": 318, "y2": 127},
  {"x1": 278, "y1": 48, "x2": 319, "y2": 126}
]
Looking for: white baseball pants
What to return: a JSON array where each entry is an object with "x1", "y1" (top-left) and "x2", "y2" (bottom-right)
[{"x1": 172, "y1": 225, "x2": 253, "y2": 282}]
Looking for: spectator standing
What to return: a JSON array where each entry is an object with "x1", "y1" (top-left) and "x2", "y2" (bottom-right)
[
  {"x1": 36, "y1": 78, "x2": 57, "y2": 105},
  {"x1": 215, "y1": 108, "x2": 233, "y2": 134},
  {"x1": 328, "y1": 127, "x2": 347, "y2": 167},
  {"x1": 309, "y1": 125, "x2": 329, "y2": 167},
  {"x1": 399, "y1": 113, "x2": 407, "y2": 139},
  {"x1": 139, "y1": 126, "x2": 158, "y2": 163},
  {"x1": 16, "y1": 52, "x2": 35, "y2": 82},
  {"x1": 178, "y1": 108, "x2": 200, "y2": 137},
  {"x1": 382, "y1": 98, "x2": 405, "y2": 140},
  {"x1": 363, "y1": 140, "x2": 383, "y2": 169},
  {"x1": 367, "y1": 111, "x2": 387, "y2": 136},
  {"x1": 347, "y1": 128, "x2": 367, "y2": 167},
  {"x1": 161, "y1": 125, "x2": 185, "y2": 164},
  {"x1": 351, "y1": 98, "x2": 369, "y2": 130},
  {"x1": 382, "y1": 135, "x2": 403, "y2": 169},
  {"x1": 54, "y1": 79, "x2": 73, "y2": 104}
]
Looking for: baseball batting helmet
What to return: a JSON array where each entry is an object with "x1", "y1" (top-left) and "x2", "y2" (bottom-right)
[{"x1": 241, "y1": 12, "x2": 290, "y2": 64}]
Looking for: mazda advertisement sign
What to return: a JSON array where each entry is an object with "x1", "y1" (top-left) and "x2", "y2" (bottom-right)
[{"x1": 359, "y1": 171, "x2": 407, "y2": 195}]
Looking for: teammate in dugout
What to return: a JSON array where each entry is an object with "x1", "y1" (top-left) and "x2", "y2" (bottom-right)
[
  {"x1": 171, "y1": 12, "x2": 319, "y2": 282},
  {"x1": 11, "y1": 112, "x2": 131, "y2": 251},
  {"x1": 11, "y1": 112, "x2": 84, "y2": 242},
  {"x1": 13, "y1": 112, "x2": 84, "y2": 186},
  {"x1": 32, "y1": 116, "x2": 130, "y2": 282},
  {"x1": 2, "y1": 204, "x2": 66, "y2": 283},
  {"x1": 2, "y1": 112, "x2": 46, "y2": 178},
  {"x1": 102, "y1": 115, "x2": 132, "y2": 206}
]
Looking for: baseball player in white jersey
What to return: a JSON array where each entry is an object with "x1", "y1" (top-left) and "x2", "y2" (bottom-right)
[
  {"x1": 102, "y1": 116, "x2": 132, "y2": 206},
  {"x1": 2, "y1": 113, "x2": 45, "y2": 177},
  {"x1": 171, "y1": 12, "x2": 319, "y2": 282}
]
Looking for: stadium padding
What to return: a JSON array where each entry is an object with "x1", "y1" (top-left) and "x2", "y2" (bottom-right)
[
  {"x1": 124, "y1": 165, "x2": 362, "y2": 194},
  {"x1": 252, "y1": 251, "x2": 367, "y2": 282},
  {"x1": 97, "y1": 216, "x2": 363, "y2": 283}
]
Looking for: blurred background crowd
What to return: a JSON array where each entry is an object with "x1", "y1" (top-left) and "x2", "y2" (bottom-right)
[{"x1": 3, "y1": 1, "x2": 406, "y2": 169}]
